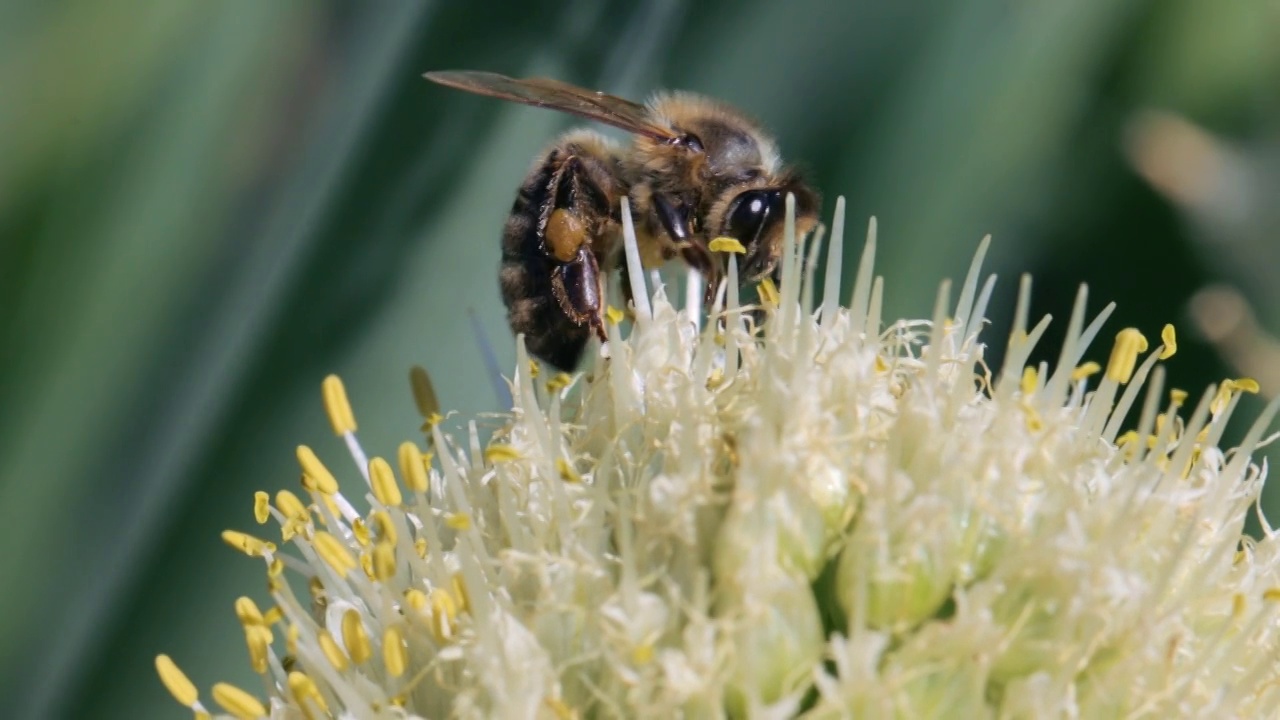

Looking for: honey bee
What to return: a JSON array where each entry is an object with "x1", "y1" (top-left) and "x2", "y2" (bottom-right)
[{"x1": 425, "y1": 70, "x2": 820, "y2": 370}]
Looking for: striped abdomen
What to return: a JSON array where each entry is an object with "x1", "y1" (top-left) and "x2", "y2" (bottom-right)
[{"x1": 498, "y1": 131, "x2": 624, "y2": 370}]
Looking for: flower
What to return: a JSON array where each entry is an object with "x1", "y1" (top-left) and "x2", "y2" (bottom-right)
[{"x1": 159, "y1": 195, "x2": 1280, "y2": 719}]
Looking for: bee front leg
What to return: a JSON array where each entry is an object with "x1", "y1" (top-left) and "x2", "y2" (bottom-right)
[
  {"x1": 652, "y1": 193, "x2": 724, "y2": 308},
  {"x1": 550, "y1": 247, "x2": 608, "y2": 344}
]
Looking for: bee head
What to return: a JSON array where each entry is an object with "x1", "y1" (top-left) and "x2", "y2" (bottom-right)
[{"x1": 716, "y1": 175, "x2": 820, "y2": 281}]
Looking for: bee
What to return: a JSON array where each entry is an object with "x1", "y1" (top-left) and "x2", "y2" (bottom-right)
[{"x1": 424, "y1": 70, "x2": 820, "y2": 370}]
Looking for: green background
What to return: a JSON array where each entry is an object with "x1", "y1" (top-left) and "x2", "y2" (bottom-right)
[{"x1": 2, "y1": 1, "x2": 1277, "y2": 717}]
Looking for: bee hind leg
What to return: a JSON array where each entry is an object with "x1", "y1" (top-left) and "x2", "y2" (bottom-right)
[{"x1": 550, "y1": 247, "x2": 608, "y2": 344}]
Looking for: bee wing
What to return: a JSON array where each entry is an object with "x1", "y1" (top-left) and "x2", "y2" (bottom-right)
[{"x1": 425, "y1": 70, "x2": 680, "y2": 143}]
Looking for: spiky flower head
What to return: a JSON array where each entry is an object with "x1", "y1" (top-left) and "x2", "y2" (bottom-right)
[{"x1": 158, "y1": 196, "x2": 1280, "y2": 719}]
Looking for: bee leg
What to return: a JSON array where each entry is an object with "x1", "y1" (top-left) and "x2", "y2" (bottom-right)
[
  {"x1": 550, "y1": 246, "x2": 608, "y2": 343},
  {"x1": 651, "y1": 193, "x2": 723, "y2": 307},
  {"x1": 537, "y1": 148, "x2": 616, "y2": 347},
  {"x1": 653, "y1": 194, "x2": 692, "y2": 244}
]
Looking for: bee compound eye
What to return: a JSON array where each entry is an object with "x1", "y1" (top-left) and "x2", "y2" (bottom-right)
[{"x1": 723, "y1": 189, "x2": 776, "y2": 242}]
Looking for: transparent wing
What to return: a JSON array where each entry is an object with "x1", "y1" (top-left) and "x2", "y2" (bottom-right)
[{"x1": 425, "y1": 70, "x2": 679, "y2": 142}]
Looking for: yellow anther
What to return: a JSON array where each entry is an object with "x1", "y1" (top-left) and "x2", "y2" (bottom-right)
[
  {"x1": 369, "y1": 457, "x2": 402, "y2": 507},
  {"x1": 556, "y1": 458, "x2": 582, "y2": 483},
  {"x1": 1264, "y1": 588, "x2": 1280, "y2": 602},
  {"x1": 360, "y1": 552, "x2": 375, "y2": 580},
  {"x1": 1170, "y1": 388, "x2": 1188, "y2": 407},
  {"x1": 285, "y1": 623, "x2": 300, "y2": 655},
  {"x1": 211, "y1": 682, "x2": 267, "y2": 720},
  {"x1": 351, "y1": 518, "x2": 371, "y2": 547},
  {"x1": 708, "y1": 236, "x2": 747, "y2": 253},
  {"x1": 1070, "y1": 361, "x2": 1101, "y2": 381},
  {"x1": 452, "y1": 572, "x2": 471, "y2": 614},
  {"x1": 312, "y1": 532, "x2": 356, "y2": 576},
  {"x1": 342, "y1": 609, "x2": 372, "y2": 664},
  {"x1": 1229, "y1": 377, "x2": 1261, "y2": 394},
  {"x1": 370, "y1": 511, "x2": 396, "y2": 545},
  {"x1": 445, "y1": 513, "x2": 472, "y2": 531},
  {"x1": 429, "y1": 588, "x2": 459, "y2": 642},
  {"x1": 414, "y1": 537, "x2": 428, "y2": 559},
  {"x1": 1020, "y1": 366, "x2": 1038, "y2": 395},
  {"x1": 874, "y1": 355, "x2": 889, "y2": 373},
  {"x1": 705, "y1": 367, "x2": 725, "y2": 390},
  {"x1": 383, "y1": 626, "x2": 409, "y2": 678},
  {"x1": 1105, "y1": 328, "x2": 1149, "y2": 383},
  {"x1": 373, "y1": 541, "x2": 397, "y2": 582},
  {"x1": 1116, "y1": 430, "x2": 1139, "y2": 447},
  {"x1": 420, "y1": 412, "x2": 445, "y2": 432},
  {"x1": 317, "y1": 630, "x2": 348, "y2": 671},
  {"x1": 528, "y1": 359, "x2": 541, "y2": 378},
  {"x1": 632, "y1": 642, "x2": 655, "y2": 665},
  {"x1": 234, "y1": 596, "x2": 264, "y2": 626},
  {"x1": 605, "y1": 305, "x2": 625, "y2": 325},
  {"x1": 253, "y1": 492, "x2": 270, "y2": 525},
  {"x1": 545, "y1": 697, "x2": 576, "y2": 720},
  {"x1": 485, "y1": 444, "x2": 520, "y2": 463},
  {"x1": 275, "y1": 490, "x2": 309, "y2": 520},
  {"x1": 757, "y1": 277, "x2": 780, "y2": 308},
  {"x1": 1211, "y1": 378, "x2": 1258, "y2": 414},
  {"x1": 155, "y1": 654, "x2": 199, "y2": 707},
  {"x1": 1233, "y1": 593, "x2": 1246, "y2": 619},
  {"x1": 296, "y1": 446, "x2": 339, "y2": 495},
  {"x1": 322, "y1": 374, "x2": 358, "y2": 435},
  {"x1": 404, "y1": 588, "x2": 428, "y2": 614},
  {"x1": 263, "y1": 606, "x2": 283, "y2": 626},
  {"x1": 268, "y1": 557, "x2": 285, "y2": 579},
  {"x1": 409, "y1": 365, "x2": 441, "y2": 421},
  {"x1": 546, "y1": 372, "x2": 573, "y2": 392},
  {"x1": 288, "y1": 672, "x2": 329, "y2": 714},
  {"x1": 245, "y1": 624, "x2": 271, "y2": 674},
  {"x1": 1023, "y1": 406, "x2": 1044, "y2": 433},
  {"x1": 398, "y1": 442, "x2": 430, "y2": 493},
  {"x1": 221, "y1": 530, "x2": 272, "y2": 558},
  {"x1": 1159, "y1": 323, "x2": 1177, "y2": 359}
]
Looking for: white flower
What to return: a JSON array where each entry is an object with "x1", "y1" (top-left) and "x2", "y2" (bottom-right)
[{"x1": 158, "y1": 195, "x2": 1280, "y2": 719}]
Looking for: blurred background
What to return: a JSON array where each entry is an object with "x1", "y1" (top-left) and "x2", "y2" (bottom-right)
[{"x1": 2, "y1": 0, "x2": 1278, "y2": 716}]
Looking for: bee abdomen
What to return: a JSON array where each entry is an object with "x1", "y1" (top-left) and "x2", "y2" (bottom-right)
[
  {"x1": 496, "y1": 132, "x2": 625, "y2": 371},
  {"x1": 499, "y1": 259, "x2": 590, "y2": 371}
]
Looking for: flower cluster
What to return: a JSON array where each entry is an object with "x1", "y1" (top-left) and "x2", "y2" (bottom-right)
[{"x1": 158, "y1": 197, "x2": 1280, "y2": 718}]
